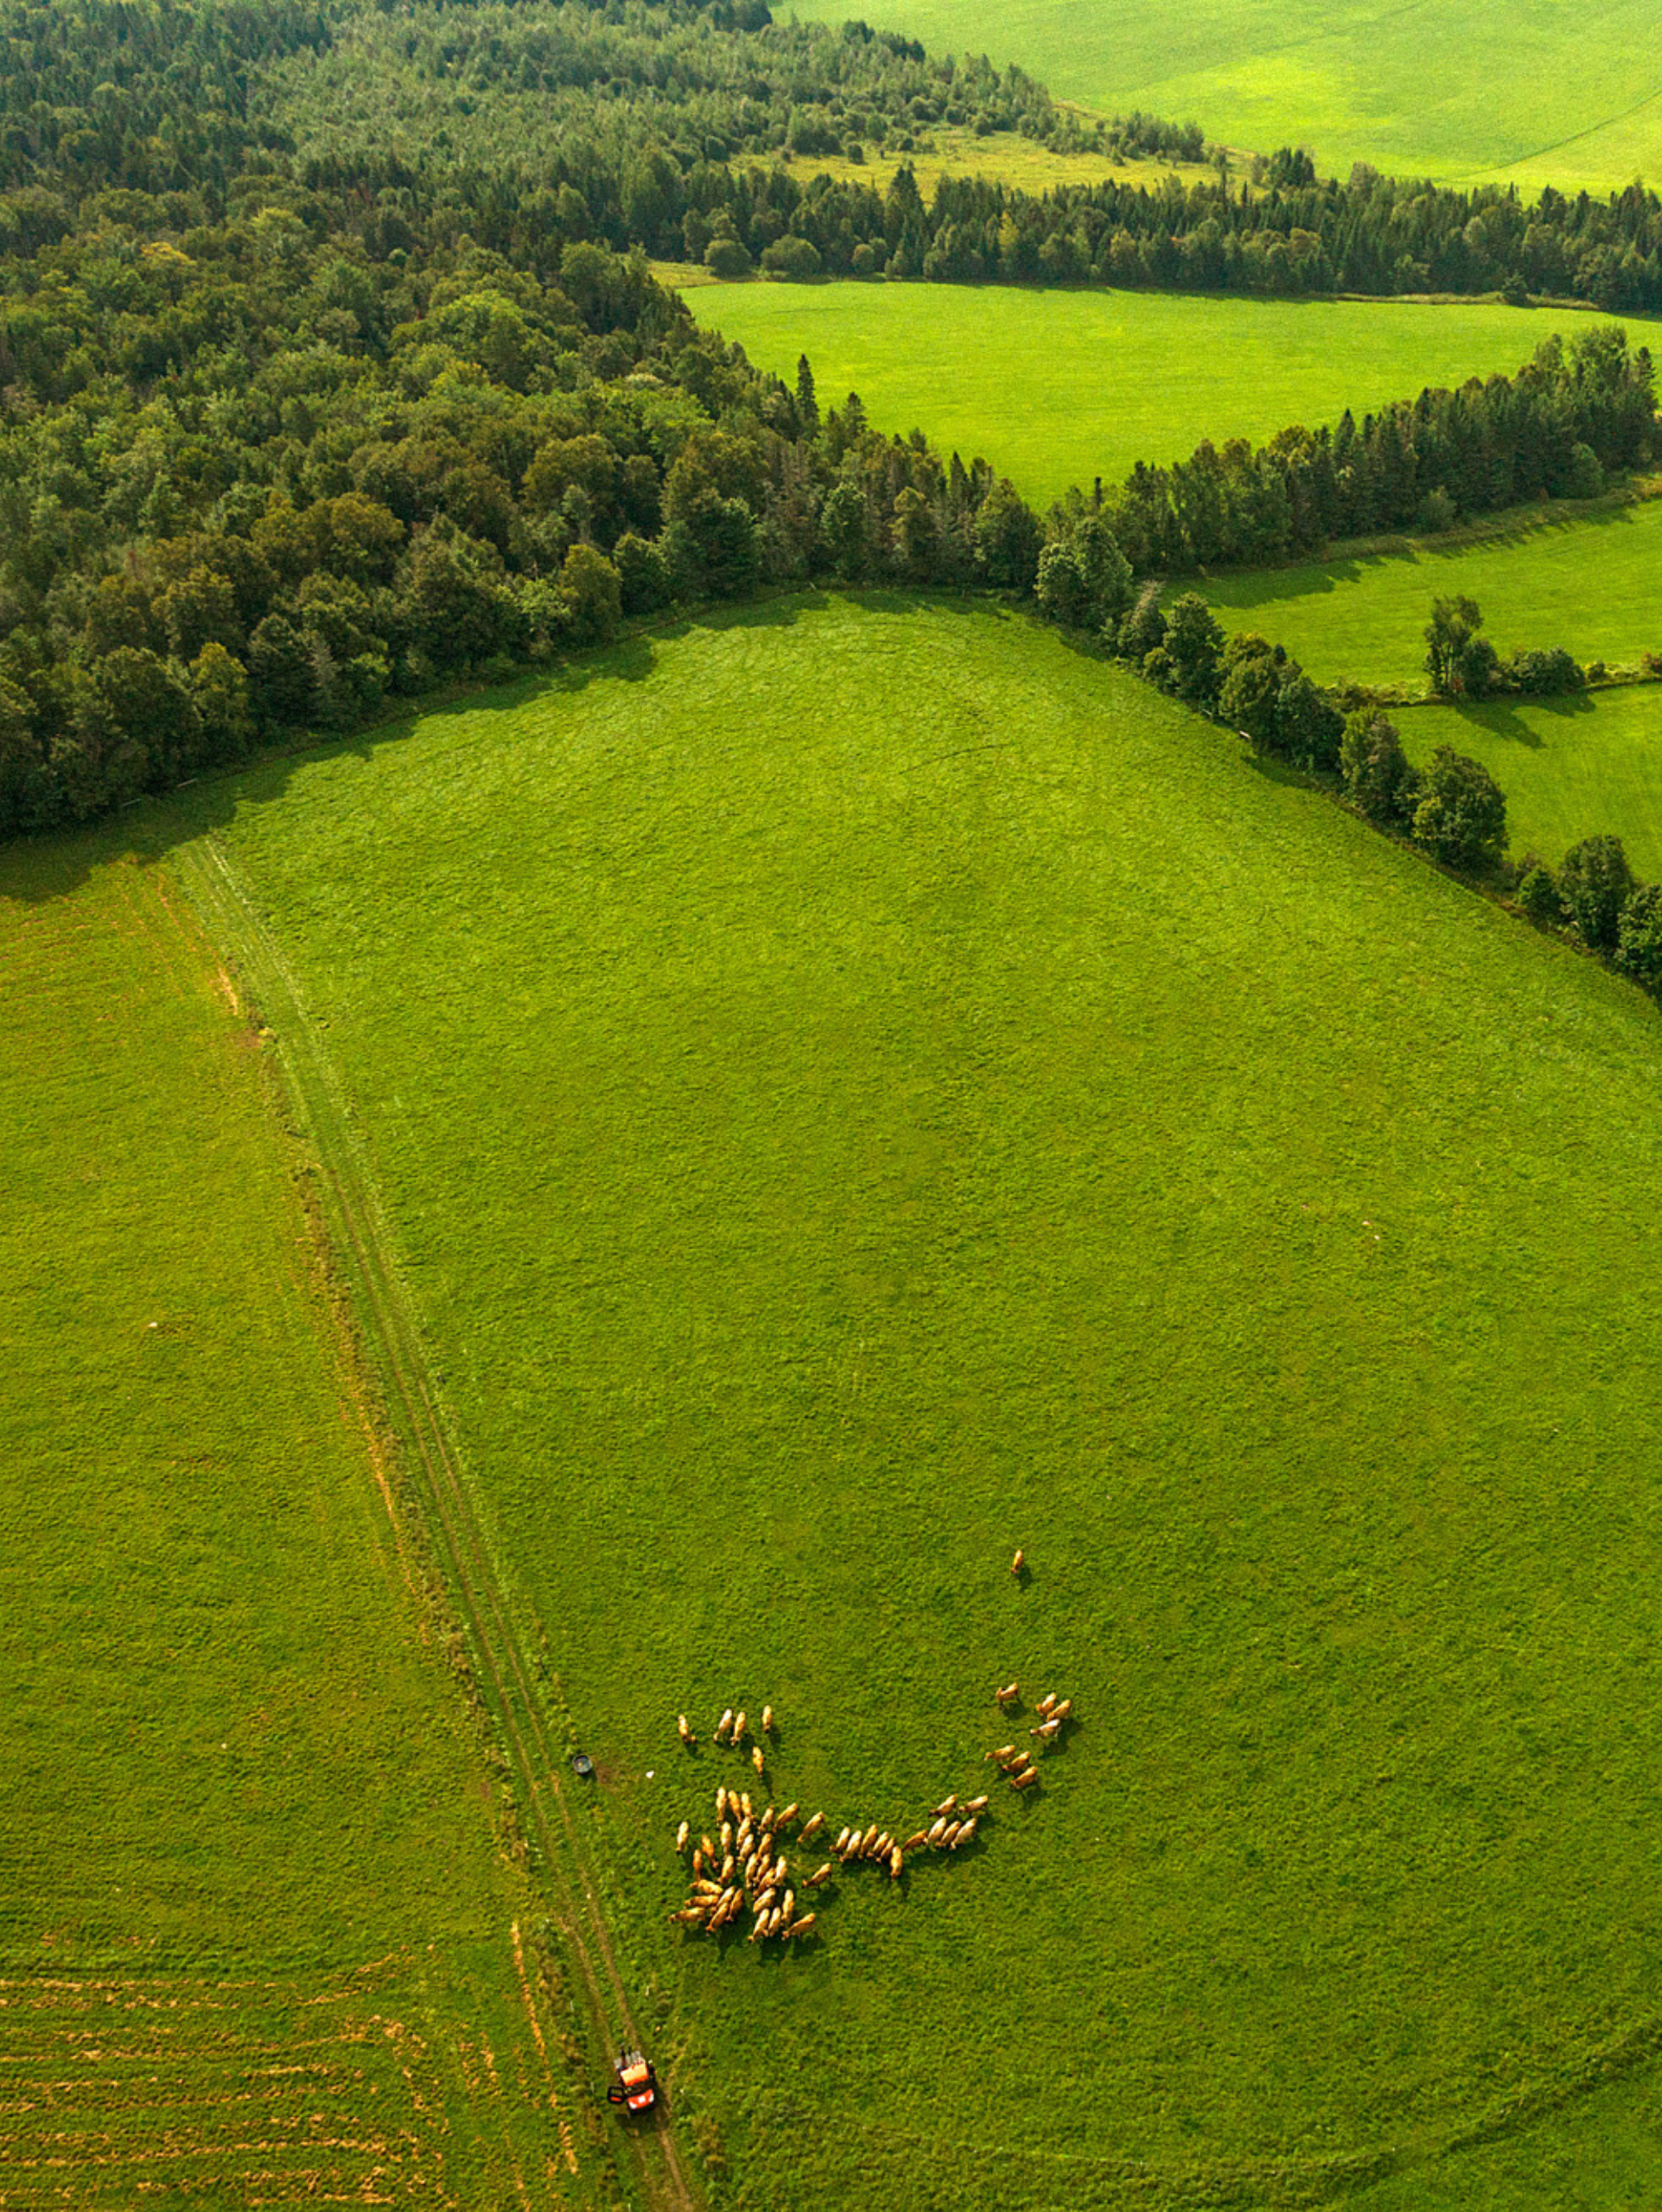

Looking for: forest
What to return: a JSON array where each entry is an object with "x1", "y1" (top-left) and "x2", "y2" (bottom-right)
[{"x1": 0, "y1": 0, "x2": 1658, "y2": 894}]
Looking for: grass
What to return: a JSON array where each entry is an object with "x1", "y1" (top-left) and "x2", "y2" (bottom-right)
[
  {"x1": 743, "y1": 127, "x2": 1222, "y2": 198},
  {"x1": 1192, "y1": 495, "x2": 1662, "y2": 876},
  {"x1": 1198, "y1": 493, "x2": 1662, "y2": 690},
  {"x1": 685, "y1": 280, "x2": 1622, "y2": 505},
  {"x1": 1398, "y1": 685, "x2": 1662, "y2": 881},
  {"x1": 781, "y1": 0, "x2": 1662, "y2": 189},
  {"x1": 143, "y1": 592, "x2": 1662, "y2": 2209},
  {"x1": 0, "y1": 839, "x2": 589, "y2": 2206}
]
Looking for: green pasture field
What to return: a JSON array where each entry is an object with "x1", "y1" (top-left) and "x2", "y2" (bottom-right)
[
  {"x1": 1200, "y1": 494, "x2": 1662, "y2": 691},
  {"x1": 687, "y1": 280, "x2": 1615, "y2": 505},
  {"x1": 749, "y1": 127, "x2": 1221, "y2": 198},
  {"x1": 1398, "y1": 685, "x2": 1662, "y2": 883},
  {"x1": 0, "y1": 843, "x2": 582, "y2": 2206},
  {"x1": 153, "y1": 594, "x2": 1662, "y2": 2208},
  {"x1": 782, "y1": 0, "x2": 1662, "y2": 189}
]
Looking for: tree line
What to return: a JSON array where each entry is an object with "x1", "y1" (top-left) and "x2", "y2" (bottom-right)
[
  {"x1": 16, "y1": 0, "x2": 1662, "y2": 318},
  {"x1": 1023, "y1": 538, "x2": 1662, "y2": 993},
  {"x1": 0, "y1": 168, "x2": 1055, "y2": 836},
  {"x1": 3, "y1": 0, "x2": 1661, "y2": 1007},
  {"x1": 259, "y1": 0, "x2": 1662, "y2": 312},
  {"x1": 1101, "y1": 326, "x2": 1655, "y2": 572}
]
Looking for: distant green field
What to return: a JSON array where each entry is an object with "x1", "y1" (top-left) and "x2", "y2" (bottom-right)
[
  {"x1": 690, "y1": 281, "x2": 1609, "y2": 505},
  {"x1": 0, "y1": 844, "x2": 573, "y2": 2206},
  {"x1": 1399, "y1": 685, "x2": 1662, "y2": 881},
  {"x1": 1201, "y1": 498, "x2": 1662, "y2": 690},
  {"x1": 783, "y1": 0, "x2": 1662, "y2": 188},
  {"x1": 157, "y1": 594, "x2": 1662, "y2": 2209}
]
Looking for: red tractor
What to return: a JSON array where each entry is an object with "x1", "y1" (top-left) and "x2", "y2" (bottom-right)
[{"x1": 608, "y1": 2048, "x2": 659, "y2": 2116}]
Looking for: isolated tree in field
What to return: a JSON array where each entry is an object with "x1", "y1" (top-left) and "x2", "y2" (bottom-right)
[
  {"x1": 1411, "y1": 747, "x2": 1507, "y2": 871},
  {"x1": 1340, "y1": 710, "x2": 1417, "y2": 825},
  {"x1": 1615, "y1": 883, "x2": 1662, "y2": 991},
  {"x1": 1162, "y1": 593, "x2": 1226, "y2": 709},
  {"x1": 1558, "y1": 834, "x2": 1635, "y2": 948},
  {"x1": 1423, "y1": 594, "x2": 1484, "y2": 693}
]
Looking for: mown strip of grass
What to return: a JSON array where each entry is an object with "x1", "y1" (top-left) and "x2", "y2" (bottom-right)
[{"x1": 0, "y1": 839, "x2": 566, "y2": 2205}]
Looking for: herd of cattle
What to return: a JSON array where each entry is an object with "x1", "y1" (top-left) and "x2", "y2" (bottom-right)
[{"x1": 666, "y1": 1686, "x2": 1078, "y2": 1948}]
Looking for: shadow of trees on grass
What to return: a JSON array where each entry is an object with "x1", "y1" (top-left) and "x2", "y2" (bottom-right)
[{"x1": 0, "y1": 590, "x2": 986, "y2": 906}]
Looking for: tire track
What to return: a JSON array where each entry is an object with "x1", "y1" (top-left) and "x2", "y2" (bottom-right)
[{"x1": 169, "y1": 836, "x2": 700, "y2": 2212}]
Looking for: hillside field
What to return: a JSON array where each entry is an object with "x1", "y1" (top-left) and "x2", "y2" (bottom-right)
[
  {"x1": 154, "y1": 593, "x2": 1662, "y2": 2209},
  {"x1": 689, "y1": 281, "x2": 1614, "y2": 504},
  {"x1": 1399, "y1": 686, "x2": 1662, "y2": 882},
  {"x1": 782, "y1": 0, "x2": 1662, "y2": 189},
  {"x1": 1199, "y1": 495, "x2": 1662, "y2": 688},
  {"x1": 0, "y1": 842, "x2": 587, "y2": 2207}
]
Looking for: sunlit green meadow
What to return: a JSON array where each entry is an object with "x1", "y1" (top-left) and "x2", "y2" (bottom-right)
[
  {"x1": 155, "y1": 593, "x2": 1662, "y2": 2209},
  {"x1": 690, "y1": 279, "x2": 1613, "y2": 504}
]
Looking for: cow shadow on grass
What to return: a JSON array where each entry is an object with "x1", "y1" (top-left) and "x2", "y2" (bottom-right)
[{"x1": 2, "y1": 589, "x2": 982, "y2": 905}]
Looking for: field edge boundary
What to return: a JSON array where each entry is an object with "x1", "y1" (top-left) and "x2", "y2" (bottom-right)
[{"x1": 166, "y1": 833, "x2": 704, "y2": 2212}]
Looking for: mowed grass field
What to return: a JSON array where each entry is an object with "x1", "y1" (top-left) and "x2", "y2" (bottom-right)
[
  {"x1": 1200, "y1": 495, "x2": 1662, "y2": 689},
  {"x1": 689, "y1": 281, "x2": 1614, "y2": 505},
  {"x1": 157, "y1": 594, "x2": 1662, "y2": 2208},
  {"x1": 0, "y1": 843, "x2": 585, "y2": 2206},
  {"x1": 783, "y1": 0, "x2": 1662, "y2": 189},
  {"x1": 1399, "y1": 686, "x2": 1662, "y2": 882}
]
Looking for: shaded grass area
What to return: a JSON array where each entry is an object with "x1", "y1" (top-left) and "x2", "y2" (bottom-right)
[
  {"x1": 688, "y1": 280, "x2": 1614, "y2": 505},
  {"x1": 0, "y1": 843, "x2": 572, "y2": 2205},
  {"x1": 1200, "y1": 496, "x2": 1662, "y2": 690},
  {"x1": 1399, "y1": 686, "x2": 1662, "y2": 881},
  {"x1": 161, "y1": 594, "x2": 1662, "y2": 2208},
  {"x1": 781, "y1": 0, "x2": 1662, "y2": 188}
]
